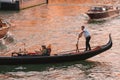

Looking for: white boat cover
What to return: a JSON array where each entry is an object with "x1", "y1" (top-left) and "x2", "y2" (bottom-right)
[{"x1": 0, "y1": 0, "x2": 17, "y2": 3}]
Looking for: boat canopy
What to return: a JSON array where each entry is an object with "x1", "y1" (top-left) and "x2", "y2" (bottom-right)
[
  {"x1": 90, "y1": 5, "x2": 114, "y2": 12},
  {"x1": 0, "y1": 0, "x2": 17, "y2": 3}
]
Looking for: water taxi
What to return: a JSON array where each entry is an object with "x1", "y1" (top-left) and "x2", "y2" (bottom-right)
[{"x1": 86, "y1": 5, "x2": 120, "y2": 21}]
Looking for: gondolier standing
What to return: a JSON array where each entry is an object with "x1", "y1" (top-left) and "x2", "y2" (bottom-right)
[{"x1": 78, "y1": 26, "x2": 91, "y2": 51}]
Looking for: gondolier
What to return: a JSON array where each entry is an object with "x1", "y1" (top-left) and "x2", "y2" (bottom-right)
[{"x1": 78, "y1": 26, "x2": 91, "y2": 51}]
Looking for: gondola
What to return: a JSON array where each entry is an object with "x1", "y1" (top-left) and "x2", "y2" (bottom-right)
[
  {"x1": 0, "y1": 34, "x2": 112, "y2": 65},
  {"x1": 86, "y1": 5, "x2": 120, "y2": 21}
]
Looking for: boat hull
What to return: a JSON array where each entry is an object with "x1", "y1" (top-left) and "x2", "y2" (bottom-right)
[
  {"x1": 0, "y1": 23, "x2": 9, "y2": 39},
  {"x1": 87, "y1": 9, "x2": 120, "y2": 21},
  {"x1": 0, "y1": 26, "x2": 9, "y2": 39},
  {"x1": 0, "y1": 1, "x2": 20, "y2": 10}
]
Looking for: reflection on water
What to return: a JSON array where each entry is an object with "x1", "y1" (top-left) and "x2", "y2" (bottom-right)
[
  {"x1": 0, "y1": 61, "x2": 95, "y2": 73},
  {"x1": 0, "y1": 32, "x2": 14, "y2": 53},
  {"x1": 0, "y1": 60, "x2": 112, "y2": 80},
  {"x1": 0, "y1": 0, "x2": 120, "y2": 80}
]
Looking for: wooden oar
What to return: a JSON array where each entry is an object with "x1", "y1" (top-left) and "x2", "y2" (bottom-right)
[
  {"x1": 76, "y1": 37, "x2": 79, "y2": 53},
  {"x1": 76, "y1": 33, "x2": 83, "y2": 52}
]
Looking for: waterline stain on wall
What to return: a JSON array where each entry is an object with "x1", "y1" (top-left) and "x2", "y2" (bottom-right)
[{"x1": 20, "y1": 0, "x2": 47, "y2": 10}]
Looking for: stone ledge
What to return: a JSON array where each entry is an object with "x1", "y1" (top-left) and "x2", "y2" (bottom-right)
[{"x1": 0, "y1": 0, "x2": 47, "y2": 11}]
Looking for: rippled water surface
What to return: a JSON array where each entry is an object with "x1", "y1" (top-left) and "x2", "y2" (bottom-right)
[{"x1": 0, "y1": 0, "x2": 120, "y2": 80}]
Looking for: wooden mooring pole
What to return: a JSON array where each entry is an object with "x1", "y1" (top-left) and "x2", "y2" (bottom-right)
[{"x1": 46, "y1": 0, "x2": 48, "y2": 4}]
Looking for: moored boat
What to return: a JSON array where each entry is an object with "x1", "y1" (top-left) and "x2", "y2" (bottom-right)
[
  {"x1": 0, "y1": 0, "x2": 19, "y2": 10},
  {"x1": 0, "y1": 19, "x2": 10, "y2": 39},
  {"x1": 86, "y1": 5, "x2": 120, "y2": 21},
  {"x1": 0, "y1": 34, "x2": 112, "y2": 65}
]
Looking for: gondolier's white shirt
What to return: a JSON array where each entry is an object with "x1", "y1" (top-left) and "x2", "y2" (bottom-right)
[{"x1": 83, "y1": 28, "x2": 90, "y2": 38}]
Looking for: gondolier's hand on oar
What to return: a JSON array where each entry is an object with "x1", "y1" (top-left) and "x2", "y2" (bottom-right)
[
  {"x1": 76, "y1": 33, "x2": 82, "y2": 52},
  {"x1": 76, "y1": 38, "x2": 79, "y2": 52},
  {"x1": 76, "y1": 32, "x2": 83, "y2": 52}
]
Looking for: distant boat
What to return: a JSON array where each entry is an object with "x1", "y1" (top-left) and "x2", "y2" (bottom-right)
[
  {"x1": 86, "y1": 5, "x2": 120, "y2": 21},
  {"x1": 0, "y1": 20, "x2": 10, "y2": 39}
]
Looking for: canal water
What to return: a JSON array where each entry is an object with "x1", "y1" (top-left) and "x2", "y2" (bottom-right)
[{"x1": 0, "y1": 0, "x2": 120, "y2": 80}]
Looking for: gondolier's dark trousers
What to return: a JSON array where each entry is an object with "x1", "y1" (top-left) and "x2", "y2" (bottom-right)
[{"x1": 85, "y1": 36, "x2": 91, "y2": 51}]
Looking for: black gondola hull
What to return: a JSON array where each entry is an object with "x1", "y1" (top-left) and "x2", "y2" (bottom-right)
[{"x1": 0, "y1": 35, "x2": 112, "y2": 65}]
